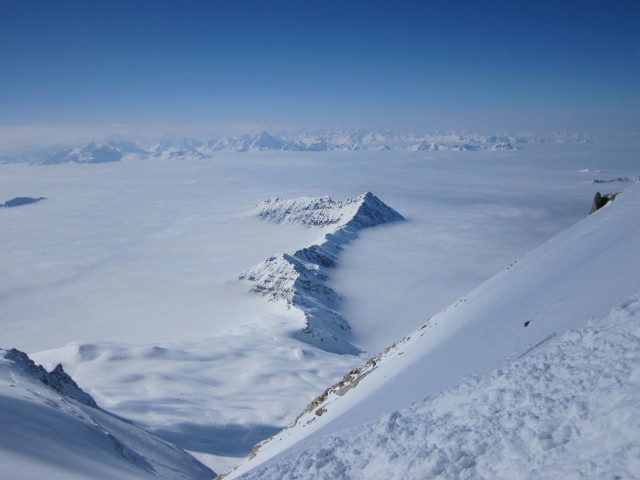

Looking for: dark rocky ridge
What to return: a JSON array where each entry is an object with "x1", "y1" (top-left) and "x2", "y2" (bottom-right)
[{"x1": 2, "y1": 348, "x2": 97, "y2": 407}]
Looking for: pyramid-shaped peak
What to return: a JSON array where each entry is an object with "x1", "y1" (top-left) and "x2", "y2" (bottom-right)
[
  {"x1": 349, "y1": 192, "x2": 404, "y2": 228},
  {"x1": 251, "y1": 132, "x2": 285, "y2": 150}
]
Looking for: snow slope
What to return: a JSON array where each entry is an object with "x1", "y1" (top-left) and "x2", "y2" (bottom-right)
[
  {"x1": 226, "y1": 183, "x2": 640, "y2": 478},
  {"x1": 239, "y1": 295, "x2": 640, "y2": 479},
  {"x1": 0, "y1": 349, "x2": 213, "y2": 480},
  {"x1": 239, "y1": 192, "x2": 403, "y2": 354}
]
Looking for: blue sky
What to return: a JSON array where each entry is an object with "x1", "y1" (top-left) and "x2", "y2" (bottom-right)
[{"x1": 1, "y1": 0, "x2": 638, "y2": 134}]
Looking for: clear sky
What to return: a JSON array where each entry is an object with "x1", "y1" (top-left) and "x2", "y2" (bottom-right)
[{"x1": 1, "y1": 0, "x2": 639, "y2": 135}]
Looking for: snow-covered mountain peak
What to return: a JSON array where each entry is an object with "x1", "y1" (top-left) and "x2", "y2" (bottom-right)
[
  {"x1": 250, "y1": 191, "x2": 403, "y2": 228},
  {"x1": 348, "y1": 191, "x2": 405, "y2": 229},
  {"x1": 240, "y1": 193, "x2": 404, "y2": 354}
]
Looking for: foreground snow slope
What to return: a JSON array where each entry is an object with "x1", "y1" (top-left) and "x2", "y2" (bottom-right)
[
  {"x1": 241, "y1": 294, "x2": 640, "y2": 479},
  {"x1": 0, "y1": 349, "x2": 213, "y2": 480},
  {"x1": 227, "y1": 182, "x2": 640, "y2": 478}
]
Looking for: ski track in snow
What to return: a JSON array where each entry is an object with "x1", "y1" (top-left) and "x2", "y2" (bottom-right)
[{"x1": 240, "y1": 295, "x2": 640, "y2": 480}]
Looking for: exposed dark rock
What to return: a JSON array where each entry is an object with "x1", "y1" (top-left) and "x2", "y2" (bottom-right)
[
  {"x1": 2, "y1": 348, "x2": 97, "y2": 407},
  {"x1": 1, "y1": 196, "x2": 46, "y2": 208},
  {"x1": 589, "y1": 192, "x2": 618, "y2": 214}
]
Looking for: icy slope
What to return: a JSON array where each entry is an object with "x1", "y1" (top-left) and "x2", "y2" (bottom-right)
[
  {"x1": 240, "y1": 295, "x2": 640, "y2": 480},
  {"x1": 239, "y1": 192, "x2": 404, "y2": 354},
  {"x1": 0, "y1": 349, "x2": 213, "y2": 480},
  {"x1": 226, "y1": 183, "x2": 640, "y2": 478}
]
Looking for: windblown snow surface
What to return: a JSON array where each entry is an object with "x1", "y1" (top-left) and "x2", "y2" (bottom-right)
[
  {"x1": 238, "y1": 296, "x2": 640, "y2": 480},
  {"x1": 227, "y1": 183, "x2": 640, "y2": 479}
]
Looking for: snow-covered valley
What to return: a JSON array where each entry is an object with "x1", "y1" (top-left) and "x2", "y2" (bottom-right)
[{"x1": 1, "y1": 137, "x2": 639, "y2": 477}]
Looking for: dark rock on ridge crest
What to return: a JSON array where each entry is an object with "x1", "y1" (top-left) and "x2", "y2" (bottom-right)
[{"x1": 2, "y1": 348, "x2": 97, "y2": 407}]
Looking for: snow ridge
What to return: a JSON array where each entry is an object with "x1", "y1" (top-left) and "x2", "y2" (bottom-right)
[{"x1": 239, "y1": 192, "x2": 404, "y2": 355}]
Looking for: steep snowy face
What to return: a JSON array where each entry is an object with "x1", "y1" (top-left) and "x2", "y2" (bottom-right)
[
  {"x1": 240, "y1": 193, "x2": 404, "y2": 354},
  {"x1": 239, "y1": 295, "x2": 640, "y2": 480},
  {"x1": 0, "y1": 349, "x2": 213, "y2": 480}
]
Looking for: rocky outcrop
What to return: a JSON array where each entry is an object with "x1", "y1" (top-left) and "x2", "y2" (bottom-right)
[
  {"x1": 589, "y1": 191, "x2": 618, "y2": 214},
  {"x1": 239, "y1": 192, "x2": 404, "y2": 354},
  {"x1": 2, "y1": 348, "x2": 97, "y2": 407},
  {"x1": 0, "y1": 196, "x2": 46, "y2": 208}
]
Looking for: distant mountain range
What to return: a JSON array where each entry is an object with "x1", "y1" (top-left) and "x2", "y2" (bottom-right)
[{"x1": 0, "y1": 130, "x2": 593, "y2": 165}]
